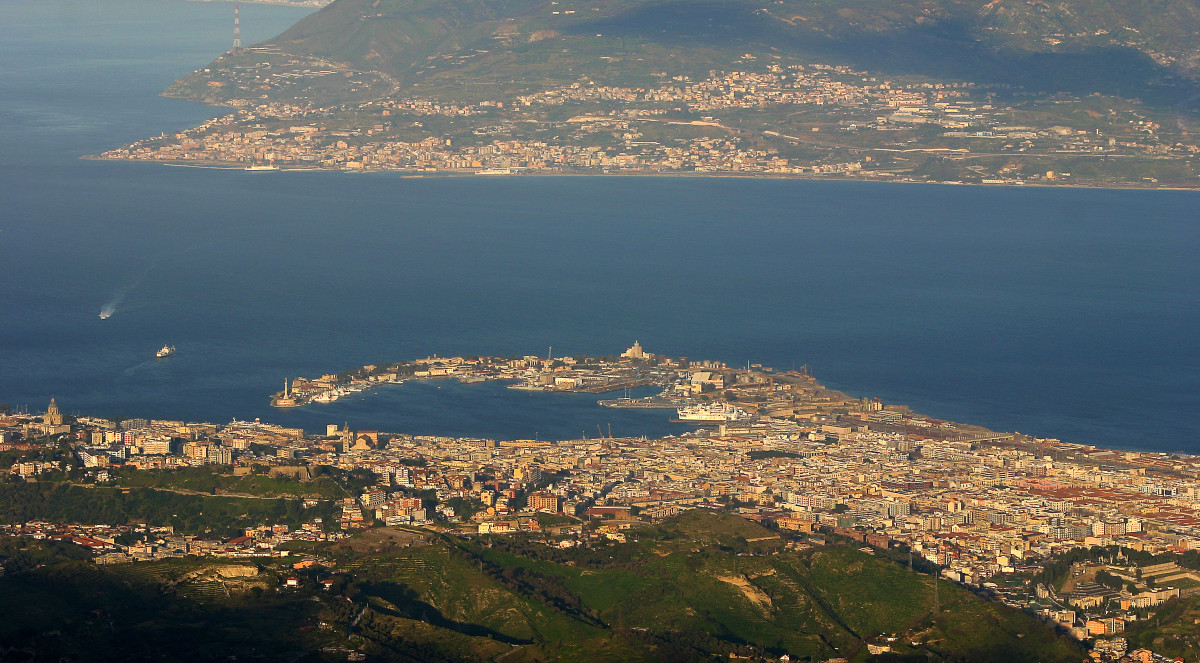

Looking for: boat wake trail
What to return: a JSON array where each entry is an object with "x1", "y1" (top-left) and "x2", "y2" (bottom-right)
[
  {"x1": 99, "y1": 300, "x2": 120, "y2": 320},
  {"x1": 98, "y1": 256, "x2": 166, "y2": 320},
  {"x1": 122, "y1": 359, "x2": 157, "y2": 376}
]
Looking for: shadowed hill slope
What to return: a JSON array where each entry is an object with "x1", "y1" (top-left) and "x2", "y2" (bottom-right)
[{"x1": 0, "y1": 513, "x2": 1086, "y2": 662}]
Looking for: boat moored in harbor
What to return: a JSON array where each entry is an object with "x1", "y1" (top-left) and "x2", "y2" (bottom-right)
[
  {"x1": 599, "y1": 394, "x2": 682, "y2": 409},
  {"x1": 674, "y1": 402, "x2": 746, "y2": 423}
]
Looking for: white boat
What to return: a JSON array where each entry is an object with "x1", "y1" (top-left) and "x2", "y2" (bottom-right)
[
  {"x1": 675, "y1": 402, "x2": 744, "y2": 422},
  {"x1": 156, "y1": 345, "x2": 175, "y2": 358},
  {"x1": 312, "y1": 386, "x2": 351, "y2": 403},
  {"x1": 508, "y1": 382, "x2": 549, "y2": 391},
  {"x1": 312, "y1": 389, "x2": 340, "y2": 403}
]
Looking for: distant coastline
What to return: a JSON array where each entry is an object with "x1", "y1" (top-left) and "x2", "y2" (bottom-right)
[
  {"x1": 80, "y1": 155, "x2": 1200, "y2": 192},
  {"x1": 187, "y1": 0, "x2": 329, "y2": 7}
]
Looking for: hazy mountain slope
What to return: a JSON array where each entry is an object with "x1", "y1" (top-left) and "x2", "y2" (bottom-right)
[
  {"x1": 273, "y1": 0, "x2": 544, "y2": 81},
  {"x1": 246, "y1": 0, "x2": 1200, "y2": 106}
]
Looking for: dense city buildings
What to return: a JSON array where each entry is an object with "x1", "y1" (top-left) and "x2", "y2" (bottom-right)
[
  {"x1": 95, "y1": 57, "x2": 1200, "y2": 187},
  {"x1": 5, "y1": 344, "x2": 1199, "y2": 660}
]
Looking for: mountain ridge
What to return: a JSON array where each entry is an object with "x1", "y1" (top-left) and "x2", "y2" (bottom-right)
[
  {"x1": 125, "y1": 0, "x2": 1200, "y2": 188},
  {"x1": 242, "y1": 0, "x2": 1200, "y2": 107}
]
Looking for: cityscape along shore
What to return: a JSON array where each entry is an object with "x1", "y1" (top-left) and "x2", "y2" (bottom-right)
[
  {"x1": 5, "y1": 342, "x2": 1200, "y2": 660},
  {"x1": 91, "y1": 48, "x2": 1200, "y2": 190}
]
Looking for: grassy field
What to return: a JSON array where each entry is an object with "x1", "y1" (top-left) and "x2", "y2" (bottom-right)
[
  {"x1": 115, "y1": 466, "x2": 348, "y2": 499},
  {"x1": 0, "y1": 481, "x2": 336, "y2": 537}
]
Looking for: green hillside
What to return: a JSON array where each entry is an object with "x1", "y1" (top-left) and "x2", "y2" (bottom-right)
[
  {"x1": 1124, "y1": 593, "x2": 1200, "y2": 658},
  {"x1": 206, "y1": 0, "x2": 1200, "y2": 106},
  {"x1": 0, "y1": 512, "x2": 1084, "y2": 661},
  {"x1": 323, "y1": 511, "x2": 1081, "y2": 661},
  {"x1": 0, "y1": 481, "x2": 334, "y2": 537}
]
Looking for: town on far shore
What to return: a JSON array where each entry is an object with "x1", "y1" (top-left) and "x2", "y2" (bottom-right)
[
  {"x1": 190, "y1": 0, "x2": 333, "y2": 8},
  {"x1": 5, "y1": 342, "x2": 1200, "y2": 661},
  {"x1": 95, "y1": 49, "x2": 1200, "y2": 189}
]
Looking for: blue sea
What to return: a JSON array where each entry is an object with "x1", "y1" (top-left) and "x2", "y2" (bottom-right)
[{"x1": 1, "y1": 0, "x2": 1197, "y2": 450}]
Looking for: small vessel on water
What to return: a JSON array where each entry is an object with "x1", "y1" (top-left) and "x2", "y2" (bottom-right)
[{"x1": 156, "y1": 345, "x2": 175, "y2": 358}]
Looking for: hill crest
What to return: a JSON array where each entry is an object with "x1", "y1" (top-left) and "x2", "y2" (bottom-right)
[{"x1": 238, "y1": 0, "x2": 1200, "y2": 106}]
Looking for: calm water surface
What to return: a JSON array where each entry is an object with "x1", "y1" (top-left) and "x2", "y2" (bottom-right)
[{"x1": 1, "y1": 0, "x2": 1197, "y2": 449}]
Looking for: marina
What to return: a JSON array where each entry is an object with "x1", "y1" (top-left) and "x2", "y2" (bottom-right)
[
  {"x1": 672, "y1": 401, "x2": 750, "y2": 423},
  {"x1": 263, "y1": 344, "x2": 856, "y2": 436},
  {"x1": 271, "y1": 349, "x2": 684, "y2": 414}
]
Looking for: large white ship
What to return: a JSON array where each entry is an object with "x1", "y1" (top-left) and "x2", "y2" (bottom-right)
[
  {"x1": 155, "y1": 345, "x2": 175, "y2": 358},
  {"x1": 675, "y1": 402, "x2": 745, "y2": 423}
]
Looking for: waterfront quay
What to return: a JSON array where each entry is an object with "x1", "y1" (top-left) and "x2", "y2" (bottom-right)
[{"x1": 270, "y1": 341, "x2": 702, "y2": 409}]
